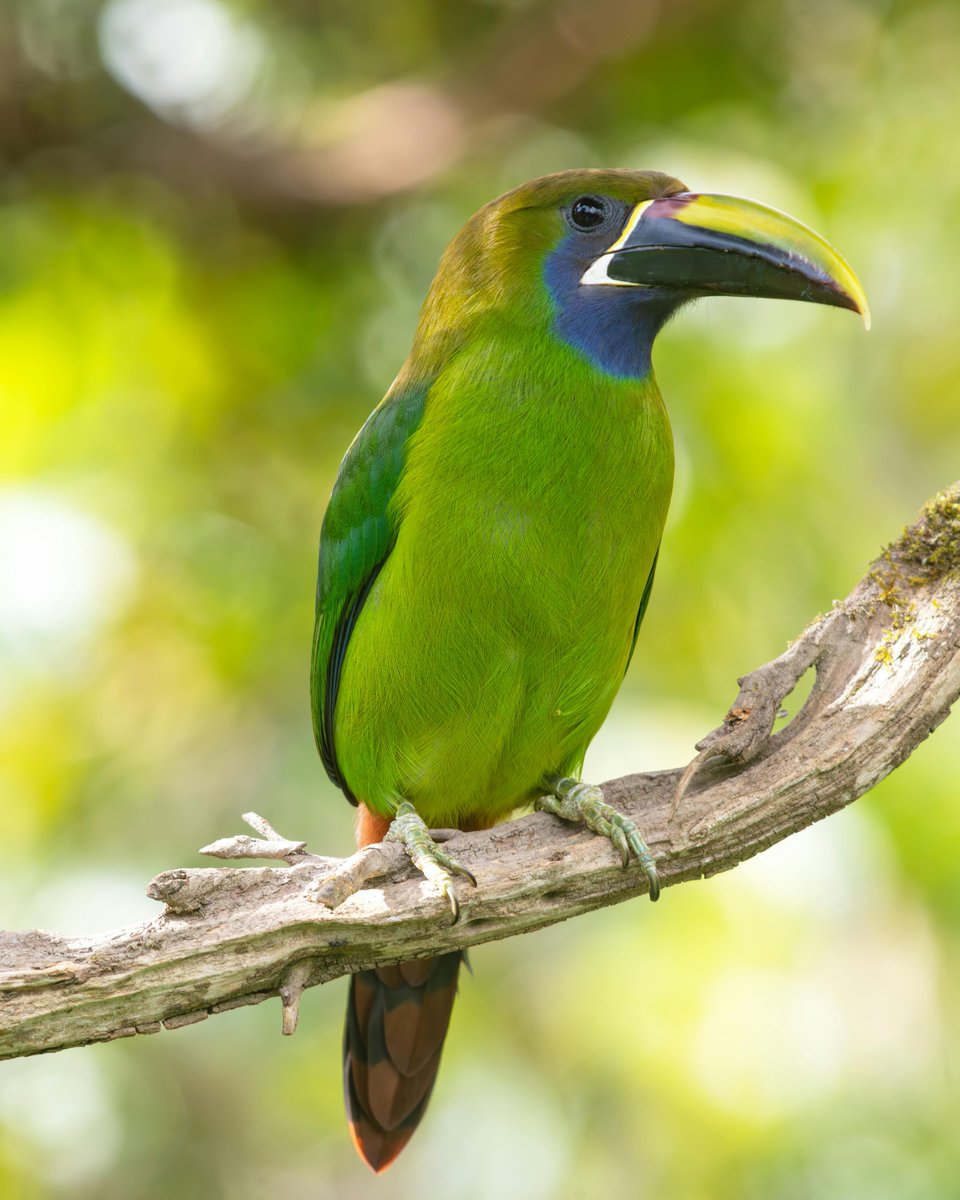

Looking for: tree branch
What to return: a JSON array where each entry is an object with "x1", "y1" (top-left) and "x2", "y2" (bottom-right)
[{"x1": 2, "y1": 485, "x2": 958, "y2": 1061}]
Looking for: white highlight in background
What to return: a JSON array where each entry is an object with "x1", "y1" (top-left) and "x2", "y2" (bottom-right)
[
  {"x1": 98, "y1": 0, "x2": 263, "y2": 127},
  {"x1": 0, "y1": 488, "x2": 137, "y2": 670}
]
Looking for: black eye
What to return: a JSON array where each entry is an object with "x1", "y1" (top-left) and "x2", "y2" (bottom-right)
[{"x1": 569, "y1": 195, "x2": 608, "y2": 231}]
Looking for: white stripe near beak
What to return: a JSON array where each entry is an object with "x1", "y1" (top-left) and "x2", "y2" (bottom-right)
[{"x1": 580, "y1": 199, "x2": 654, "y2": 287}]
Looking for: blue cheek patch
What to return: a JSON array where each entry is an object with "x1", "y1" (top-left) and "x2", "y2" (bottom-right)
[{"x1": 544, "y1": 233, "x2": 675, "y2": 380}]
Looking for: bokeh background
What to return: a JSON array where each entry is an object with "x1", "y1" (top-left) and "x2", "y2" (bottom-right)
[{"x1": 2, "y1": 0, "x2": 960, "y2": 1196}]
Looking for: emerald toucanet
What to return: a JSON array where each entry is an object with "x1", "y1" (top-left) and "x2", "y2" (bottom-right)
[{"x1": 310, "y1": 168, "x2": 867, "y2": 1171}]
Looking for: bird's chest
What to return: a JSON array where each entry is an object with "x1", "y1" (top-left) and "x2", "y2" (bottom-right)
[
  {"x1": 343, "y1": 361, "x2": 674, "y2": 814},
  {"x1": 484, "y1": 392, "x2": 668, "y2": 615},
  {"x1": 405, "y1": 369, "x2": 673, "y2": 655}
]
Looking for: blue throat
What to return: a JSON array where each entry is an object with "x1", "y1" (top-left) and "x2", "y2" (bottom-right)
[{"x1": 544, "y1": 233, "x2": 681, "y2": 380}]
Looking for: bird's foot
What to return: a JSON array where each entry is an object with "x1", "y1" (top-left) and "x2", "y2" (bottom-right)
[
  {"x1": 385, "y1": 801, "x2": 477, "y2": 924},
  {"x1": 536, "y1": 777, "x2": 660, "y2": 902}
]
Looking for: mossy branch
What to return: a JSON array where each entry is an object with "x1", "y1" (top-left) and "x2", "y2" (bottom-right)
[{"x1": 1, "y1": 484, "x2": 958, "y2": 1062}]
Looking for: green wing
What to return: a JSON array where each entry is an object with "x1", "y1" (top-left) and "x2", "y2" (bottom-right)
[
  {"x1": 625, "y1": 547, "x2": 660, "y2": 676},
  {"x1": 311, "y1": 381, "x2": 428, "y2": 802}
]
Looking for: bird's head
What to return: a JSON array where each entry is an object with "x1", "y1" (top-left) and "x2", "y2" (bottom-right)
[{"x1": 414, "y1": 168, "x2": 868, "y2": 379}]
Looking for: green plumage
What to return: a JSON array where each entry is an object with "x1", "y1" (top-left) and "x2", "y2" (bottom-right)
[
  {"x1": 311, "y1": 172, "x2": 676, "y2": 830},
  {"x1": 312, "y1": 381, "x2": 429, "y2": 798},
  {"x1": 334, "y1": 346, "x2": 669, "y2": 827},
  {"x1": 314, "y1": 168, "x2": 869, "y2": 1173}
]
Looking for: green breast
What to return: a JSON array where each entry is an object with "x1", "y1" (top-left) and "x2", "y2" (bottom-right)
[{"x1": 333, "y1": 330, "x2": 674, "y2": 827}]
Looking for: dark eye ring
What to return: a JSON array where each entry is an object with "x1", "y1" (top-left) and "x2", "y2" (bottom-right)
[{"x1": 569, "y1": 195, "x2": 608, "y2": 231}]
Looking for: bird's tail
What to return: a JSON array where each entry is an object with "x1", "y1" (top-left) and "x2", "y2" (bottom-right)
[
  {"x1": 343, "y1": 951, "x2": 462, "y2": 1171},
  {"x1": 343, "y1": 803, "x2": 461, "y2": 1172}
]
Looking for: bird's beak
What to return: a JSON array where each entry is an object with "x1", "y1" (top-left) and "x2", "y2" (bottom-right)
[{"x1": 581, "y1": 192, "x2": 870, "y2": 328}]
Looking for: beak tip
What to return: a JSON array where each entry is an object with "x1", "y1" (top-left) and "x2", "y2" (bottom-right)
[
  {"x1": 851, "y1": 292, "x2": 871, "y2": 331},
  {"x1": 839, "y1": 280, "x2": 870, "y2": 331}
]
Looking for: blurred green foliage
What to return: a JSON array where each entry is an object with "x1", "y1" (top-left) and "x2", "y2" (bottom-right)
[{"x1": 1, "y1": 0, "x2": 959, "y2": 1196}]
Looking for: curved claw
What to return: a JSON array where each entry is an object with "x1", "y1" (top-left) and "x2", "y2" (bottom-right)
[
  {"x1": 636, "y1": 851, "x2": 660, "y2": 902},
  {"x1": 386, "y1": 802, "x2": 476, "y2": 924},
  {"x1": 443, "y1": 857, "x2": 478, "y2": 888},
  {"x1": 622, "y1": 824, "x2": 660, "y2": 901},
  {"x1": 608, "y1": 825, "x2": 631, "y2": 868},
  {"x1": 440, "y1": 880, "x2": 461, "y2": 925},
  {"x1": 541, "y1": 777, "x2": 661, "y2": 902}
]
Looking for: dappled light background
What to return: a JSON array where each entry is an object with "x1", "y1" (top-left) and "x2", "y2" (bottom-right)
[{"x1": 2, "y1": 1, "x2": 960, "y2": 1196}]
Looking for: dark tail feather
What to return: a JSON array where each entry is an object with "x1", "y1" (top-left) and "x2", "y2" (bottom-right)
[{"x1": 343, "y1": 951, "x2": 461, "y2": 1172}]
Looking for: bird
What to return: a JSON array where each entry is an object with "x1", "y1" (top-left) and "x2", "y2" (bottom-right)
[{"x1": 310, "y1": 168, "x2": 867, "y2": 1171}]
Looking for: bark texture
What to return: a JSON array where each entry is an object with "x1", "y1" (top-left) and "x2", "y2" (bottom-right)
[{"x1": 1, "y1": 485, "x2": 958, "y2": 1061}]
